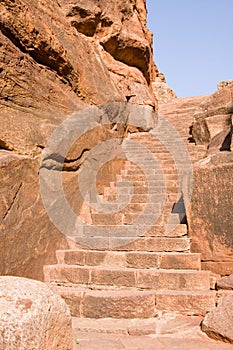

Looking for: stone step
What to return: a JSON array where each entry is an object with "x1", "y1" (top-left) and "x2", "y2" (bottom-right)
[
  {"x1": 72, "y1": 317, "x2": 159, "y2": 336},
  {"x1": 146, "y1": 223, "x2": 187, "y2": 237},
  {"x1": 117, "y1": 175, "x2": 177, "y2": 183},
  {"x1": 164, "y1": 223, "x2": 187, "y2": 236},
  {"x1": 123, "y1": 168, "x2": 178, "y2": 176},
  {"x1": 73, "y1": 329, "x2": 233, "y2": 350},
  {"x1": 122, "y1": 173, "x2": 179, "y2": 182},
  {"x1": 44, "y1": 265, "x2": 210, "y2": 291},
  {"x1": 50, "y1": 286, "x2": 156, "y2": 318},
  {"x1": 102, "y1": 194, "x2": 163, "y2": 204},
  {"x1": 90, "y1": 202, "x2": 162, "y2": 214},
  {"x1": 91, "y1": 213, "x2": 123, "y2": 225},
  {"x1": 72, "y1": 236, "x2": 190, "y2": 252},
  {"x1": 155, "y1": 290, "x2": 216, "y2": 315},
  {"x1": 73, "y1": 223, "x2": 187, "y2": 239},
  {"x1": 56, "y1": 250, "x2": 201, "y2": 270},
  {"x1": 49, "y1": 285, "x2": 216, "y2": 318},
  {"x1": 104, "y1": 185, "x2": 176, "y2": 195}
]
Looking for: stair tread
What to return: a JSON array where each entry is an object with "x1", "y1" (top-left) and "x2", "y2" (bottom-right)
[
  {"x1": 46, "y1": 264, "x2": 207, "y2": 274},
  {"x1": 51, "y1": 284, "x2": 215, "y2": 296},
  {"x1": 57, "y1": 249, "x2": 198, "y2": 255}
]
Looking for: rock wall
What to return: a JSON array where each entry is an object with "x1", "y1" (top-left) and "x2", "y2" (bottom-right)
[
  {"x1": 188, "y1": 83, "x2": 233, "y2": 276},
  {"x1": 188, "y1": 153, "x2": 233, "y2": 276},
  {"x1": 0, "y1": 0, "x2": 158, "y2": 279},
  {"x1": 152, "y1": 72, "x2": 176, "y2": 105},
  {"x1": 159, "y1": 85, "x2": 233, "y2": 277}
]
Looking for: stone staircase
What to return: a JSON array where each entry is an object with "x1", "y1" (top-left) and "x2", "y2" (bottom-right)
[{"x1": 44, "y1": 101, "x2": 216, "y2": 322}]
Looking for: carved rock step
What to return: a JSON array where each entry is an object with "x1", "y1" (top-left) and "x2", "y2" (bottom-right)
[
  {"x1": 73, "y1": 223, "x2": 187, "y2": 240},
  {"x1": 56, "y1": 250, "x2": 201, "y2": 270},
  {"x1": 44, "y1": 265, "x2": 211, "y2": 291},
  {"x1": 116, "y1": 175, "x2": 177, "y2": 184},
  {"x1": 104, "y1": 185, "x2": 178, "y2": 195},
  {"x1": 49, "y1": 285, "x2": 216, "y2": 318},
  {"x1": 72, "y1": 316, "x2": 159, "y2": 336},
  {"x1": 72, "y1": 236, "x2": 190, "y2": 252},
  {"x1": 120, "y1": 171, "x2": 178, "y2": 180}
]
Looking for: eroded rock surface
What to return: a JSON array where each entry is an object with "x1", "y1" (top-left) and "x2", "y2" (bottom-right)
[
  {"x1": 0, "y1": 276, "x2": 72, "y2": 350},
  {"x1": 0, "y1": 0, "x2": 157, "y2": 279},
  {"x1": 152, "y1": 72, "x2": 176, "y2": 105},
  {"x1": 159, "y1": 90, "x2": 233, "y2": 277},
  {"x1": 0, "y1": 151, "x2": 69, "y2": 280},
  {"x1": 202, "y1": 292, "x2": 233, "y2": 344},
  {"x1": 192, "y1": 84, "x2": 233, "y2": 155},
  {"x1": 187, "y1": 152, "x2": 233, "y2": 275}
]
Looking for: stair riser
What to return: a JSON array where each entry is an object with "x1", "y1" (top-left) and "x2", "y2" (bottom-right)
[
  {"x1": 44, "y1": 266, "x2": 210, "y2": 291},
  {"x1": 72, "y1": 237, "x2": 190, "y2": 252},
  {"x1": 56, "y1": 250, "x2": 201, "y2": 270},
  {"x1": 156, "y1": 293, "x2": 216, "y2": 316},
  {"x1": 111, "y1": 237, "x2": 190, "y2": 252},
  {"x1": 53, "y1": 289, "x2": 156, "y2": 319},
  {"x1": 50, "y1": 286, "x2": 216, "y2": 318}
]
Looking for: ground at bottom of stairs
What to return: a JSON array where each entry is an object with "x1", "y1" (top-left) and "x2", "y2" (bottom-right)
[{"x1": 72, "y1": 313, "x2": 233, "y2": 350}]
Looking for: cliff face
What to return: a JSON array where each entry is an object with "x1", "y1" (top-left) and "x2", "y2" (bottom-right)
[
  {"x1": 0, "y1": 0, "x2": 157, "y2": 155},
  {"x1": 0, "y1": 0, "x2": 157, "y2": 279},
  {"x1": 159, "y1": 83, "x2": 233, "y2": 276},
  {"x1": 187, "y1": 82, "x2": 233, "y2": 275}
]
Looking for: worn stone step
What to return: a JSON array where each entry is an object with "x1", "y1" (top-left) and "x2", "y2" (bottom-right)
[
  {"x1": 49, "y1": 285, "x2": 216, "y2": 318},
  {"x1": 73, "y1": 329, "x2": 233, "y2": 350},
  {"x1": 155, "y1": 290, "x2": 216, "y2": 316},
  {"x1": 50, "y1": 285, "x2": 156, "y2": 318},
  {"x1": 121, "y1": 169, "x2": 158, "y2": 176},
  {"x1": 164, "y1": 223, "x2": 187, "y2": 236},
  {"x1": 90, "y1": 201, "x2": 162, "y2": 214},
  {"x1": 74, "y1": 223, "x2": 187, "y2": 240},
  {"x1": 72, "y1": 236, "x2": 191, "y2": 252},
  {"x1": 105, "y1": 185, "x2": 172, "y2": 195},
  {"x1": 56, "y1": 250, "x2": 201, "y2": 270},
  {"x1": 117, "y1": 175, "x2": 177, "y2": 183},
  {"x1": 72, "y1": 317, "x2": 159, "y2": 336},
  {"x1": 44, "y1": 265, "x2": 210, "y2": 291},
  {"x1": 108, "y1": 194, "x2": 162, "y2": 204},
  {"x1": 145, "y1": 223, "x2": 187, "y2": 237},
  {"x1": 91, "y1": 213, "x2": 123, "y2": 225}
]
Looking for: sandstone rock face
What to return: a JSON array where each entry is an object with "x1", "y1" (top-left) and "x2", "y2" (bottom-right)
[
  {"x1": 192, "y1": 84, "x2": 233, "y2": 155},
  {"x1": 0, "y1": 0, "x2": 157, "y2": 279},
  {"x1": 202, "y1": 293, "x2": 233, "y2": 344},
  {"x1": 0, "y1": 151, "x2": 69, "y2": 280},
  {"x1": 218, "y1": 80, "x2": 233, "y2": 90},
  {"x1": 159, "y1": 88, "x2": 233, "y2": 278},
  {"x1": 152, "y1": 73, "x2": 177, "y2": 105},
  {"x1": 0, "y1": 276, "x2": 72, "y2": 350},
  {"x1": 187, "y1": 152, "x2": 233, "y2": 275}
]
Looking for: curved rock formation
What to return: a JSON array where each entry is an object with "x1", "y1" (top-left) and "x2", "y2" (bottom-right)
[{"x1": 0, "y1": 0, "x2": 158, "y2": 279}]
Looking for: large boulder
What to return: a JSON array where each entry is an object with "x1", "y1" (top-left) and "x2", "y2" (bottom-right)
[
  {"x1": 0, "y1": 276, "x2": 72, "y2": 350},
  {"x1": 192, "y1": 83, "x2": 233, "y2": 155},
  {"x1": 187, "y1": 152, "x2": 233, "y2": 275},
  {"x1": 202, "y1": 292, "x2": 233, "y2": 344}
]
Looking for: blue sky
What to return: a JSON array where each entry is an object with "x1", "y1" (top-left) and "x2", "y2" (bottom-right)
[{"x1": 147, "y1": 0, "x2": 233, "y2": 97}]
